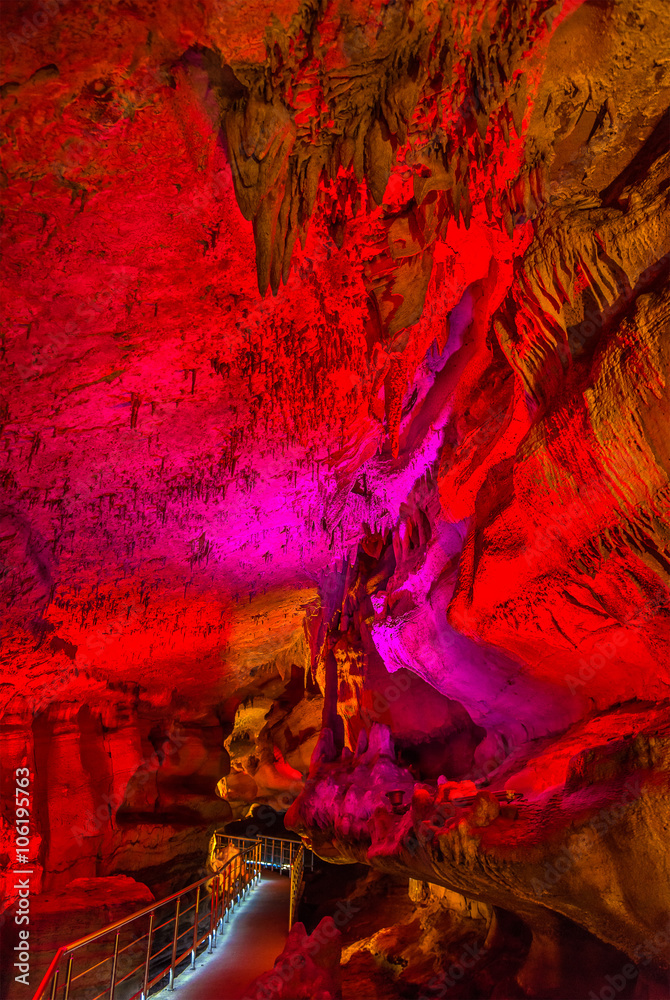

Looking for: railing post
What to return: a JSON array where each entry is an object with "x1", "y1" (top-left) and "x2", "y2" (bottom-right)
[
  {"x1": 169, "y1": 899, "x2": 181, "y2": 990},
  {"x1": 209, "y1": 878, "x2": 217, "y2": 951},
  {"x1": 49, "y1": 969, "x2": 59, "y2": 1000},
  {"x1": 35, "y1": 847, "x2": 268, "y2": 1000},
  {"x1": 142, "y1": 912, "x2": 154, "y2": 1000},
  {"x1": 191, "y1": 886, "x2": 201, "y2": 968},
  {"x1": 109, "y1": 931, "x2": 120, "y2": 1000},
  {"x1": 63, "y1": 956, "x2": 73, "y2": 1000}
]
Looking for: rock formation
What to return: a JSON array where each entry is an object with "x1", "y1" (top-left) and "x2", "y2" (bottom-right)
[
  {"x1": 242, "y1": 916, "x2": 343, "y2": 1000},
  {"x1": 1, "y1": 0, "x2": 669, "y2": 996}
]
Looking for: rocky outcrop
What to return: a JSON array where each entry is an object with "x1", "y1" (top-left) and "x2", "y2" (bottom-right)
[
  {"x1": 287, "y1": 717, "x2": 670, "y2": 996},
  {"x1": 0, "y1": 875, "x2": 155, "y2": 1000},
  {"x1": 0, "y1": 685, "x2": 231, "y2": 905},
  {"x1": 1, "y1": 0, "x2": 670, "y2": 995},
  {"x1": 222, "y1": 664, "x2": 323, "y2": 819},
  {"x1": 242, "y1": 916, "x2": 342, "y2": 1000},
  {"x1": 301, "y1": 864, "x2": 496, "y2": 999}
]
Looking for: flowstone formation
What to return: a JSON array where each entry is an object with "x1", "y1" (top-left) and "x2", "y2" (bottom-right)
[{"x1": 1, "y1": 0, "x2": 670, "y2": 997}]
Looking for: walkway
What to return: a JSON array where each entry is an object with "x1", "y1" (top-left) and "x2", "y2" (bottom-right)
[{"x1": 152, "y1": 874, "x2": 290, "y2": 1000}]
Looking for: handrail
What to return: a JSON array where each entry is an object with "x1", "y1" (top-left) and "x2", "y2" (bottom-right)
[
  {"x1": 33, "y1": 842, "x2": 261, "y2": 1000},
  {"x1": 215, "y1": 834, "x2": 303, "y2": 847},
  {"x1": 215, "y1": 833, "x2": 314, "y2": 872}
]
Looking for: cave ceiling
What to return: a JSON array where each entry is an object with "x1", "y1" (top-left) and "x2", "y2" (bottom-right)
[{"x1": 1, "y1": 0, "x2": 670, "y2": 987}]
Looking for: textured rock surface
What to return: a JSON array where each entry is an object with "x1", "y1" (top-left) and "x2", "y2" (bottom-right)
[
  {"x1": 241, "y1": 916, "x2": 342, "y2": 1000},
  {"x1": 288, "y1": 715, "x2": 670, "y2": 994},
  {"x1": 0, "y1": 875, "x2": 155, "y2": 1000},
  {"x1": 222, "y1": 666, "x2": 323, "y2": 819},
  {"x1": 1, "y1": 0, "x2": 670, "y2": 996},
  {"x1": 302, "y1": 865, "x2": 498, "y2": 999}
]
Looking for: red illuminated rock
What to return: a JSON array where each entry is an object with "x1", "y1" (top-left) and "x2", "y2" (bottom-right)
[
  {"x1": 0, "y1": 875, "x2": 154, "y2": 1000},
  {"x1": 1, "y1": 0, "x2": 670, "y2": 996},
  {"x1": 242, "y1": 916, "x2": 342, "y2": 1000}
]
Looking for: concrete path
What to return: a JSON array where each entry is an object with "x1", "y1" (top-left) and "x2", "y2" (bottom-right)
[{"x1": 152, "y1": 875, "x2": 289, "y2": 1000}]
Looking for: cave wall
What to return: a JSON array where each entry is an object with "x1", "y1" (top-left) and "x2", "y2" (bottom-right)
[{"x1": 1, "y1": 0, "x2": 670, "y2": 996}]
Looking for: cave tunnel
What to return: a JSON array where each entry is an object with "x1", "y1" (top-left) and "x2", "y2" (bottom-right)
[{"x1": 1, "y1": 1, "x2": 670, "y2": 998}]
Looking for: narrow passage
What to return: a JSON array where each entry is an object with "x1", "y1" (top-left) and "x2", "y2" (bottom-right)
[{"x1": 152, "y1": 874, "x2": 290, "y2": 1000}]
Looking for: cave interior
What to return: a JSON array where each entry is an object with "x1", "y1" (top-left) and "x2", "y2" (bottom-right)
[{"x1": 1, "y1": 0, "x2": 670, "y2": 998}]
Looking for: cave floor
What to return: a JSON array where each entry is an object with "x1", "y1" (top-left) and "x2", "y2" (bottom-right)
[{"x1": 151, "y1": 874, "x2": 290, "y2": 1000}]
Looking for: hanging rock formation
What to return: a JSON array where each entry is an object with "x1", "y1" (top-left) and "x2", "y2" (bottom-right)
[{"x1": 1, "y1": 0, "x2": 670, "y2": 997}]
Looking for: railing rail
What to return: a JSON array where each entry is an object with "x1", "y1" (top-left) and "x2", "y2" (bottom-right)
[
  {"x1": 32, "y1": 842, "x2": 261, "y2": 1000},
  {"x1": 288, "y1": 846, "x2": 305, "y2": 930},
  {"x1": 215, "y1": 833, "x2": 314, "y2": 872}
]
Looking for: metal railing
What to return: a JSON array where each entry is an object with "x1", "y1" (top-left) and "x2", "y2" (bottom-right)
[
  {"x1": 215, "y1": 834, "x2": 314, "y2": 872},
  {"x1": 32, "y1": 842, "x2": 261, "y2": 1000},
  {"x1": 288, "y1": 846, "x2": 305, "y2": 930}
]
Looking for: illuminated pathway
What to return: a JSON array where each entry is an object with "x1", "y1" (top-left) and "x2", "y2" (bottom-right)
[{"x1": 152, "y1": 874, "x2": 290, "y2": 1000}]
